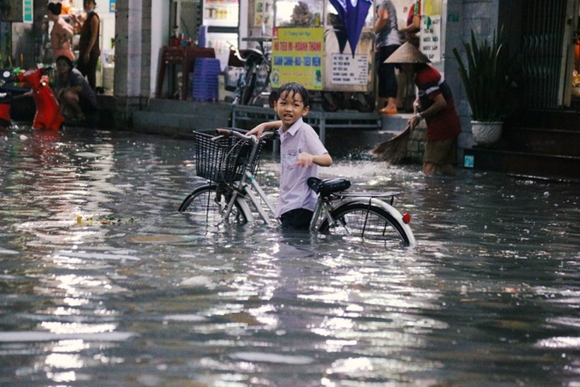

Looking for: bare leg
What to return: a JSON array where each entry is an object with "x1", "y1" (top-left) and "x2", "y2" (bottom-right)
[
  {"x1": 423, "y1": 162, "x2": 437, "y2": 175},
  {"x1": 396, "y1": 70, "x2": 406, "y2": 109},
  {"x1": 375, "y1": 97, "x2": 387, "y2": 112},
  {"x1": 439, "y1": 164, "x2": 456, "y2": 175},
  {"x1": 62, "y1": 90, "x2": 85, "y2": 120},
  {"x1": 423, "y1": 162, "x2": 455, "y2": 176},
  {"x1": 386, "y1": 97, "x2": 398, "y2": 112}
]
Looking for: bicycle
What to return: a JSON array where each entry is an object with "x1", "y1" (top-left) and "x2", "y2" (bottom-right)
[
  {"x1": 178, "y1": 128, "x2": 416, "y2": 247},
  {"x1": 228, "y1": 38, "x2": 272, "y2": 106}
]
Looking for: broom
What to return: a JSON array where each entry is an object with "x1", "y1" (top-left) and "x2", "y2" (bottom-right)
[{"x1": 370, "y1": 123, "x2": 412, "y2": 163}]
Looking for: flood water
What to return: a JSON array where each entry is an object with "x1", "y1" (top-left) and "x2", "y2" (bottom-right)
[{"x1": 1, "y1": 126, "x2": 579, "y2": 386}]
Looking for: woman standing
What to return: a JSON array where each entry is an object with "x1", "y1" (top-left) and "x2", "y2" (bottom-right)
[
  {"x1": 47, "y1": 2, "x2": 75, "y2": 62},
  {"x1": 71, "y1": 0, "x2": 100, "y2": 90},
  {"x1": 374, "y1": 0, "x2": 400, "y2": 115}
]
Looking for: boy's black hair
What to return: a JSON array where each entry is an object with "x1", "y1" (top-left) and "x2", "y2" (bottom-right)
[
  {"x1": 47, "y1": 2, "x2": 62, "y2": 15},
  {"x1": 56, "y1": 55, "x2": 75, "y2": 69},
  {"x1": 278, "y1": 82, "x2": 310, "y2": 107}
]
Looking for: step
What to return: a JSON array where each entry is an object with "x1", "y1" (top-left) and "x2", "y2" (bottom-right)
[
  {"x1": 507, "y1": 109, "x2": 580, "y2": 130},
  {"x1": 132, "y1": 110, "x2": 230, "y2": 136},
  {"x1": 148, "y1": 98, "x2": 232, "y2": 117},
  {"x1": 501, "y1": 127, "x2": 580, "y2": 157},
  {"x1": 464, "y1": 147, "x2": 580, "y2": 182}
]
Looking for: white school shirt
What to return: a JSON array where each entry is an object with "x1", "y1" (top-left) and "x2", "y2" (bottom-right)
[{"x1": 276, "y1": 118, "x2": 328, "y2": 217}]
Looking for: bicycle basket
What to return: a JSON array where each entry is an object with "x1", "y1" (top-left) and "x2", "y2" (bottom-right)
[{"x1": 192, "y1": 131, "x2": 264, "y2": 183}]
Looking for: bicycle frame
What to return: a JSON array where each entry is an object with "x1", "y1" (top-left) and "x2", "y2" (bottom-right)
[{"x1": 224, "y1": 169, "x2": 278, "y2": 227}]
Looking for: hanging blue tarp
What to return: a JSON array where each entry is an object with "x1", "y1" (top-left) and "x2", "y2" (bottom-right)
[{"x1": 328, "y1": 0, "x2": 372, "y2": 56}]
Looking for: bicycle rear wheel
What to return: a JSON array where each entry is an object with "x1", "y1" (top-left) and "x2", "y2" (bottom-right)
[
  {"x1": 319, "y1": 202, "x2": 412, "y2": 247},
  {"x1": 179, "y1": 185, "x2": 248, "y2": 226},
  {"x1": 241, "y1": 66, "x2": 257, "y2": 105}
]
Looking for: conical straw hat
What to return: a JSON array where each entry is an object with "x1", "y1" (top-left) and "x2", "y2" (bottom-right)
[{"x1": 384, "y1": 42, "x2": 431, "y2": 64}]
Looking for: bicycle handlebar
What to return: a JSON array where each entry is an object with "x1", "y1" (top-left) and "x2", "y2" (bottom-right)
[{"x1": 215, "y1": 127, "x2": 276, "y2": 143}]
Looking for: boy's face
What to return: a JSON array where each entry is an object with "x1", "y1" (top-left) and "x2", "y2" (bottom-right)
[{"x1": 274, "y1": 90, "x2": 310, "y2": 131}]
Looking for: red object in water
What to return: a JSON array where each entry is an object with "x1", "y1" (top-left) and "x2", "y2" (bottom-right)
[
  {"x1": 14, "y1": 68, "x2": 64, "y2": 130},
  {"x1": 0, "y1": 99, "x2": 10, "y2": 128}
]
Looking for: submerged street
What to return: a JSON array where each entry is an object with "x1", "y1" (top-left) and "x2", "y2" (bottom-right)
[{"x1": 0, "y1": 126, "x2": 579, "y2": 386}]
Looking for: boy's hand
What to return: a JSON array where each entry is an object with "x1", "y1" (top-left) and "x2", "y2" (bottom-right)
[
  {"x1": 296, "y1": 152, "x2": 314, "y2": 167},
  {"x1": 247, "y1": 125, "x2": 265, "y2": 138},
  {"x1": 248, "y1": 121, "x2": 281, "y2": 138}
]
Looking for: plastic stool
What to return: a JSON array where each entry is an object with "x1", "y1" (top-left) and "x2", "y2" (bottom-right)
[{"x1": 183, "y1": 48, "x2": 216, "y2": 100}]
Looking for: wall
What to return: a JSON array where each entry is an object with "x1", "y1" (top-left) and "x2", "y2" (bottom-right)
[{"x1": 444, "y1": 0, "x2": 500, "y2": 154}]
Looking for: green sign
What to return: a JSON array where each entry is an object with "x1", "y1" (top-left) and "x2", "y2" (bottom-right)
[{"x1": 23, "y1": 0, "x2": 33, "y2": 23}]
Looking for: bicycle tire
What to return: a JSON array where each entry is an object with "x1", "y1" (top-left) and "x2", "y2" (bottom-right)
[
  {"x1": 179, "y1": 185, "x2": 249, "y2": 226},
  {"x1": 320, "y1": 91, "x2": 343, "y2": 112},
  {"x1": 241, "y1": 66, "x2": 257, "y2": 105},
  {"x1": 319, "y1": 202, "x2": 412, "y2": 246}
]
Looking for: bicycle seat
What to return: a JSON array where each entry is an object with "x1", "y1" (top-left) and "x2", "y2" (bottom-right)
[
  {"x1": 307, "y1": 177, "x2": 351, "y2": 195},
  {"x1": 241, "y1": 48, "x2": 265, "y2": 64}
]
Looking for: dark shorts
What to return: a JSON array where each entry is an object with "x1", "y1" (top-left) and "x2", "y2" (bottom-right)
[
  {"x1": 280, "y1": 208, "x2": 313, "y2": 230},
  {"x1": 424, "y1": 138, "x2": 457, "y2": 165},
  {"x1": 375, "y1": 45, "x2": 400, "y2": 99}
]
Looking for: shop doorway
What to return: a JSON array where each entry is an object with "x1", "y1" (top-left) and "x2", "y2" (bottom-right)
[
  {"x1": 568, "y1": 0, "x2": 580, "y2": 108},
  {"x1": 516, "y1": 0, "x2": 580, "y2": 111}
]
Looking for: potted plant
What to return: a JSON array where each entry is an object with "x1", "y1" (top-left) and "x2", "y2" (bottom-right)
[{"x1": 452, "y1": 28, "x2": 520, "y2": 146}]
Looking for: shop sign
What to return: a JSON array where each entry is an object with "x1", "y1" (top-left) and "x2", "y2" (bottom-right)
[
  {"x1": 420, "y1": 15, "x2": 441, "y2": 63},
  {"x1": 330, "y1": 53, "x2": 368, "y2": 85},
  {"x1": 23, "y1": 0, "x2": 33, "y2": 23},
  {"x1": 270, "y1": 27, "x2": 324, "y2": 91}
]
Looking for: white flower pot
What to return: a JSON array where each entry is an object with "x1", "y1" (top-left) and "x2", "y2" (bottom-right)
[{"x1": 471, "y1": 121, "x2": 503, "y2": 146}]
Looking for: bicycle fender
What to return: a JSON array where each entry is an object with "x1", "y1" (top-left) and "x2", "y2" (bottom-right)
[
  {"x1": 235, "y1": 197, "x2": 254, "y2": 224},
  {"x1": 340, "y1": 197, "x2": 416, "y2": 246}
]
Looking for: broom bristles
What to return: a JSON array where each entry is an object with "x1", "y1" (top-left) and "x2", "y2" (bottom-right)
[{"x1": 371, "y1": 125, "x2": 412, "y2": 163}]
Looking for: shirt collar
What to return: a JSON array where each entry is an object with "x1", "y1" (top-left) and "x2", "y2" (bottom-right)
[{"x1": 278, "y1": 117, "x2": 304, "y2": 137}]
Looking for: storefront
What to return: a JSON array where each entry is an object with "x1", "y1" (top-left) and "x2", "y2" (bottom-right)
[
  {"x1": 163, "y1": 0, "x2": 446, "y2": 106},
  {"x1": 508, "y1": 0, "x2": 580, "y2": 110},
  {"x1": 0, "y1": 0, "x2": 116, "y2": 94}
]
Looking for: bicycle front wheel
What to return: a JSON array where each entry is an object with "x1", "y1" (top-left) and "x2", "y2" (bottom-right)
[
  {"x1": 319, "y1": 202, "x2": 412, "y2": 247},
  {"x1": 179, "y1": 185, "x2": 249, "y2": 226}
]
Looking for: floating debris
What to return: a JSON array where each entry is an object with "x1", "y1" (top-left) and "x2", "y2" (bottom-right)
[{"x1": 76, "y1": 215, "x2": 135, "y2": 225}]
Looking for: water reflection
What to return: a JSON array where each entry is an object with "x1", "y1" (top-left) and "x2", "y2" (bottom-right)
[{"x1": 0, "y1": 126, "x2": 579, "y2": 385}]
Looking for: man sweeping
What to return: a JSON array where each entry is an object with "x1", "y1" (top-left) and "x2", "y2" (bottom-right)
[{"x1": 373, "y1": 42, "x2": 461, "y2": 175}]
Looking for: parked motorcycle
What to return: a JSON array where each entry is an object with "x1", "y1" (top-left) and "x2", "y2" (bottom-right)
[
  {"x1": 0, "y1": 69, "x2": 15, "y2": 128},
  {"x1": 13, "y1": 67, "x2": 64, "y2": 130}
]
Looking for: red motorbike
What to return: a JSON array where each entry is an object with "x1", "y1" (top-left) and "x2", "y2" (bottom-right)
[
  {"x1": 0, "y1": 70, "x2": 13, "y2": 129},
  {"x1": 12, "y1": 67, "x2": 64, "y2": 130}
]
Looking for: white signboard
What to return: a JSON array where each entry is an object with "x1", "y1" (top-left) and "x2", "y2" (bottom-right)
[
  {"x1": 420, "y1": 15, "x2": 442, "y2": 63},
  {"x1": 330, "y1": 54, "x2": 368, "y2": 85}
]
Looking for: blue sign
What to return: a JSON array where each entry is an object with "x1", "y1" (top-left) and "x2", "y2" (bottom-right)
[{"x1": 23, "y1": 0, "x2": 33, "y2": 22}]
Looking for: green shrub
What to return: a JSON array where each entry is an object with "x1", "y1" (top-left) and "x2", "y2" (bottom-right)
[{"x1": 452, "y1": 29, "x2": 520, "y2": 122}]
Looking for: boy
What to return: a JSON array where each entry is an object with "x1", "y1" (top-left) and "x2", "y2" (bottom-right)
[{"x1": 249, "y1": 82, "x2": 332, "y2": 230}]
